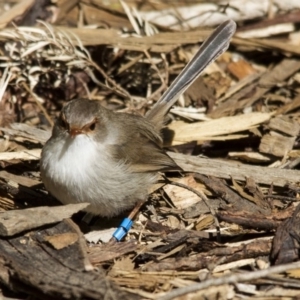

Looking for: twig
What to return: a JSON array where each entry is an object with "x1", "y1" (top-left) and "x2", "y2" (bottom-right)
[
  {"x1": 158, "y1": 261, "x2": 300, "y2": 300},
  {"x1": 22, "y1": 82, "x2": 54, "y2": 127},
  {"x1": 265, "y1": 195, "x2": 299, "y2": 202},
  {"x1": 89, "y1": 60, "x2": 132, "y2": 100}
]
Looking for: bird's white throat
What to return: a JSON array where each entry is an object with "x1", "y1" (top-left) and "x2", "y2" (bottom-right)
[{"x1": 51, "y1": 134, "x2": 99, "y2": 181}]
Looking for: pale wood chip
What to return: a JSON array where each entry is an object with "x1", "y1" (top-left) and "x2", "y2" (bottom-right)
[
  {"x1": 228, "y1": 151, "x2": 271, "y2": 163},
  {"x1": 0, "y1": 123, "x2": 51, "y2": 144},
  {"x1": 259, "y1": 134, "x2": 296, "y2": 157},
  {"x1": 0, "y1": 170, "x2": 40, "y2": 187},
  {"x1": 0, "y1": 203, "x2": 89, "y2": 236},
  {"x1": 168, "y1": 112, "x2": 271, "y2": 144},
  {"x1": 213, "y1": 258, "x2": 255, "y2": 273},
  {"x1": 163, "y1": 176, "x2": 205, "y2": 209},
  {"x1": 168, "y1": 152, "x2": 300, "y2": 187},
  {"x1": 0, "y1": 149, "x2": 41, "y2": 161},
  {"x1": 269, "y1": 116, "x2": 300, "y2": 137}
]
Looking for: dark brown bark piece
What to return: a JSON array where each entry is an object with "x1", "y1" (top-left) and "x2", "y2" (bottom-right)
[
  {"x1": 218, "y1": 211, "x2": 279, "y2": 231},
  {"x1": 183, "y1": 198, "x2": 222, "y2": 218},
  {"x1": 271, "y1": 204, "x2": 300, "y2": 265},
  {"x1": 0, "y1": 218, "x2": 137, "y2": 300},
  {"x1": 218, "y1": 205, "x2": 295, "y2": 231},
  {"x1": 143, "y1": 239, "x2": 272, "y2": 272},
  {"x1": 194, "y1": 174, "x2": 271, "y2": 215}
]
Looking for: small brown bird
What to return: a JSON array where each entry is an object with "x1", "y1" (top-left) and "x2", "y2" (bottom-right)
[{"x1": 40, "y1": 20, "x2": 236, "y2": 217}]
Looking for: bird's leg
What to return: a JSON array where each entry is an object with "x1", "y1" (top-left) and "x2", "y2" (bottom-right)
[{"x1": 111, "y1": 199, "x2": 145, "y2": 242}]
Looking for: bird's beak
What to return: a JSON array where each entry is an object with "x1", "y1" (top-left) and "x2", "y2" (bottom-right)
[{"x1": 69, "y1": 128, "x2": 82, "y2": 138}]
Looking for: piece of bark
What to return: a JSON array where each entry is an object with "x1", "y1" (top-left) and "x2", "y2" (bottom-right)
[
  {"x1": 0, "y1": 123, "x2": 51, "y2": 144},
  {"x1": 0, "y1": 219, "x2": 137, "y2": 299},
  {"x1": 271, "y1": 204, "x2": 300, "y2": 265},
  {"x1": 88, "y1": 241, "x2": 137, "y2": 264},
  {"x1": 268, "y1": 116, "x2": 300, "y2": 137},
  {"x1": 149, "y1": 2, "x2": 300, "y2": 29},
  {"x1": 55, "y1": 0, "x2": 78, "y2": 23},
  {"x1": 183, "y1": 198, "x2": 222, "y2": 218},
  {"x1": 275, "y1": 94, "x2": 300, "y2": 115},
  {"x1": 53, "y1": 26, "x2": 233, "y2": 52},
  {"x1": 168, "y1": 152, "x2": 300, "y2": 187},
  {"x1": 0, "y1": 203, "x2": 89, "y2": 236},
  {"x1": 143, "y1": 239, "x2": 272, "y2": 272},
  {"x1": 10, "y1": 123, "x2": 51, "y2": 142},
  {"x1": 218, "y1": 211, "x2": 279, "y2": 231},
  {"x1": 233, "y1": 36, "x2": 300, "y2": 55},
  {"x1": 194, "y1": 174, "x2": 271, "y2": 216},
  {"x1": 245, "y1": 177, "x2": 266, "y2": 206},
  {"x1": 218, "y1": 205, "x2": 295, "y2": 231},
  {"x1": 81, "y1": 3, "x2": 131, "y2": 30},
  {"x1": 145, "y1": 221, "x2": 212, "y2": 240},
  {"x1": 259, "y1": 133, "x2": 296, "y2": 157},
  {"x1": 0, "y1": 176, "x2": 54, "y2": 209}
]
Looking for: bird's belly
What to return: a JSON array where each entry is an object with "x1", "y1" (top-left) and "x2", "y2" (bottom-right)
[{"x1": 41, "y1": 135, "x2": 156, "y2": 216}]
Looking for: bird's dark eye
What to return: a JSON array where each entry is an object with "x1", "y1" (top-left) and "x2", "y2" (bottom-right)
[{"x1": 89, "y1": 122, "x2": 96, "y2": 131}]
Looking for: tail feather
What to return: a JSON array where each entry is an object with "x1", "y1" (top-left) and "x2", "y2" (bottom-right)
[{"x1": 146, "y1": 20, "x2": 236, "y2": 130}]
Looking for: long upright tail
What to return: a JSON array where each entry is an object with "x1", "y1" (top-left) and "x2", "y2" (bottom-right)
[{"x1": 146, "y1": 19, "x2": 236, "y2": 129}]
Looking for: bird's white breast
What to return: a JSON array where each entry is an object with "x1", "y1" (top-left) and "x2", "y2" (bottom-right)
[
  {"x1": 45, "y1": 135, "x2": 100, "y2": 185},
  {"x1": 41, "y1": 134, "x2": 156, "y2": 216}
]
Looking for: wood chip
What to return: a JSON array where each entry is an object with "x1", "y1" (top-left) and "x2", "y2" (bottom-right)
[
  {"x1": 228, "y1": 151, "x2": 271, "y2": 163},
  {"x1": 268, "y1": 116, "x2": 300, "y2": 136},
  {"x1": 169, "y1": 152, "x2": 300, "y2": 187},
  {"x1": 0, "y1": 203, "x2": 89, "y2": 236},
  {"x1": 259, "y1": 134, "x2": 296, "y2": 157},
  {"x1": 168, "y1": 112, "x2": 271, "y2": 145},
  {"x1": 0, "y1": 123, "x2": 51, "y2": 144},
  {"x1": 163, "y1": 176, "x2": 204, "y2": 209},
  {"x1": 0, "y1": 149, "x2": 41, "y2": 161}
]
